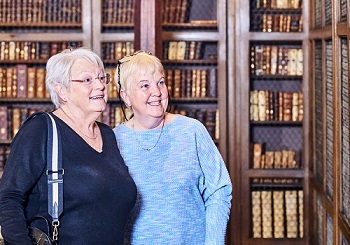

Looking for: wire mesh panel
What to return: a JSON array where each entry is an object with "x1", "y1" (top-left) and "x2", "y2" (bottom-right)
[
  {"x1": 341, "y1": 38, "x2": 350, "y2": 227},
  {"x1": 249, "y1": 41, "x2": 303, "y2": 170},
  {"x1": 314, "y1": 0, "x2": 322, "y2": 28},
  {"x1": 340, "y1": 0, "x2": 347, "y2": 22},
  {"x1": 325, "y1": 40, "x2": 334, "y2": 200},
  {"x1": 314, "y1": 40, "x2": 323, "y2": 184},
  {"x1": 325, "y1": 0, "x2": 332, "y2": 26},
  {"x1": 326, "y1": 212, "x2": 333, "y2": 245}
]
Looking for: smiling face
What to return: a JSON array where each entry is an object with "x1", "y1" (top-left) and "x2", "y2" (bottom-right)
[
  {"x1": 122, "y1": 69, "x2": 168, "y2": 123},
  {"x1": 57, "y1": 58, "x2": 108, "y2": 118}
]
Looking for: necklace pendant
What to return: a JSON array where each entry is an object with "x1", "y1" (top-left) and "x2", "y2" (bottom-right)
[{"x1": 146, "y1": 148, "x2": 151, "y2": 151}]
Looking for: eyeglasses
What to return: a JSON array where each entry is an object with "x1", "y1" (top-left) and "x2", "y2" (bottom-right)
[
  {"x1": 116, "y1": 50, "x2": 152, "y2": 121},
  {"x1": 71, "y1": 73, "x2": 111, "y2": 85}
]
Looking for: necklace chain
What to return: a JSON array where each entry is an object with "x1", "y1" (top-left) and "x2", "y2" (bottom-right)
[
  {"x1": 131, "y1": 117, "x2": 165, "y2": 151},
  {"x1": 61, "y1": 109, "x2": 98, "y2": 140}
]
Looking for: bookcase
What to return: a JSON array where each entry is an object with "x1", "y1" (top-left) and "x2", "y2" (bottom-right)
[
  {"x1": 0, "y1": 0, "x2": 228, "y2": 202},
  {"x1": 308, "y1": 0, "x2": 350, "y2": 244},
  {"x1": 228, "y1": 0, "x2": 310, "y2": 244},
  {"x1": 0, "y1": 0, "x2": 93, "y2": 178}
]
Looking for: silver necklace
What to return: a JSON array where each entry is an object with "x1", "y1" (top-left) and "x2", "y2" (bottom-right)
[
  {"x1": 131, "y1": 117, "x2": 165, "y2": 151},
  {"x1": 61, "y1": 109, "x2": 98, "y2": 140}
]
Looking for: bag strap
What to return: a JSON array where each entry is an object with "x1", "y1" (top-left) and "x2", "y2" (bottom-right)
[{"x1": 45, "y1": 113, "x2": 63, "y2": 242}]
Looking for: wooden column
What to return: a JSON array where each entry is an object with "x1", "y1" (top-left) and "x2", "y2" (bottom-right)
[{"x1": 134, "y1": 0, "x2": 162, "y2": 59}]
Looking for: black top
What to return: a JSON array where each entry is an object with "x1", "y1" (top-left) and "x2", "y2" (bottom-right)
[{"x1": 0, "y1": 112, "x2": 137, "y2": 244}]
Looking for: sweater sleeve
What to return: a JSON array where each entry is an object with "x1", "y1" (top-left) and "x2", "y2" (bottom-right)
[
  {"x1": 0, "y1": 114, "x2": 48, "y2": 244},
  {"x1": 195, "y1": 122, "x2": 232, "y2": 245}
]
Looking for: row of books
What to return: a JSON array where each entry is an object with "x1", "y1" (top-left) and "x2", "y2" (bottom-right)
[
  {"x1": 251, "y1": 45, "x2": 303, "y2": 76},
  {"x1": 92, "y1": 106, "x2": 219, "y2": 140},
  {"x1": 0, "y1": 0, "x2": 82, "y2": 24},
  {"x1": 252, "y1": 14, "x2": 302, "y2": 33},
  {"x1": 255, "y1": 0, "x2": 302, "y2": 9},
  {"x1": 101, "y1": 41, "x2": 135, "y2": 61},
  {"x1": 172, "y1": 107, "x2": 219, "y2": 140},
  {"x1": 0, "y1": 106, "x2": 219, "y2": 141},
  {"x1": 163, "y1": 0, "x2": 190, "y2": 23},
  {"x1": 252, "y1": 143, "x2": 301, "y2": 169},
  {"x1": 0, "y1": 41, "x2": 82, "y2": 61},
  {"x1": 166, "y1": 68, "x2": 217, "y2": 99},
  {"x1": 102, "y1": 0, "x2": 134, "y2": 24},
  {"x1": 163, "y1": 41, "x2": 208, "y2": 61},
  {"x1": 250, "y1": 90, "x2": 303, "y2": 122},
  {"x1": 0, "y1": 65, "x2": 119, "y2": 99},
  {"x1": 251, "y1": 189, "x2": 303, "y2": 238}
]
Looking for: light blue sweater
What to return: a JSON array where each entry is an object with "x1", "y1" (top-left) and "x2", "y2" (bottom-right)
[{"x1": 114, "y1": 115, "x2": 232, "y2": 245}]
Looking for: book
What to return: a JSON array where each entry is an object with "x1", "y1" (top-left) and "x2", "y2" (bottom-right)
[
  {"x1": 287, "y1": 48, "x2": 298, "y2": 75},
  {"x1": 27, "y1": 67, "x2": 36, "y2": 98},
  {"x1": 200, "y1": 70, "x2": 207, "y2": 98},
  {"x1": 250, "y1": 90, "x2": 259, "y2": 121},
  {"x1": 285, "y1": 190, "x2": 298, "y2": 238},
  {"x1": 11, "y1": 108, "x2": 21, "y2": 137},
  {"x1": 173, "y1": 69, "x2": 181, "y2": 98},
  {"x1": 166, "y1": 69, "x2": 174, "y2": 97},
  {"x1": 0, "y1": 106, "x2": 8, "y2": 140},
  {"x1": 252, "y1": 143, "x2": 263, "y2": 168},
  {"x1": 283, "y1": 92, "x2": 292, "y2": 121},
  {"x1": 298, "y1": 190, "x2": 304, "y2": 238},
  {"x1": 6, "y1": 67, "x2": 14, "y2": 98},
  {"x1": 16, "y1": 64, "x2": 28, "y2": 98},
  {"x1": 176, "y1": 41, "x2": 186, "y2": 60},
  {"x1": 36, "y1": 67, "x2": 46, "y2": 98},
  {"x1": 168, "y1": 41, "x2": 178, "y2": 60},
  {"x1": 261, "y1": 191, "x2": 273, "y2": 238},
  {"x1": 252, "y1": 191, "x2": 262, "y2": 238},
  {"x1": 292, "y1": 92, "x2": 299, "y2": 121},
  {"x1": 258, "y1": 90, "x2": 267, "y2": 121},
  {"x1": 273, "y1": 191, "x2": 285, "y2": 238},
  {"x1": 254, "y1": 45, "x2": 264, "y2": 75}
]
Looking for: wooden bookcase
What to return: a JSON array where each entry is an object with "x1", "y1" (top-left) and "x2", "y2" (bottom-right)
[
  {"x1": 0, "y1": 0, "x2": 92, "y2": 176},
  {"x1": 0, "y1": 0, "x2": 228, "y2": 215},
  {"x1": 308, "y1": 0, "x2": 350, "y2": 244},
  {"x1": 228, "y1": 0, "x2": 310, "y2": 244},
  {"x1": 90, "y1": 0, "x2": 228, "y2": 157}
]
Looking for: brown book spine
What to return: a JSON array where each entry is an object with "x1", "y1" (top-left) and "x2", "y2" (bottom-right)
[
  {"x1": 180, "y1": 69, "x2": 187, "y2": 98},
  {"x1": 6, "y1": 67, "x2": 13, "y2": 98},
  {"x1": 35, "y1": 67, "x2": 46, "y2": 98},
  {"x1": 166, "y1": 69, "x2": 174, "y2": 97},
  {"x1": 0, "y1": 106, "x2": 8, "y2": 140},
  {"x1": 283, "y1": 92, "x2": 293, "y2": 121},
  {"x1": 173, "y1": 69, "x2": 181, "y2": 98},
  {"x1": 27, "y1": 67, "x2": 36, "y2": 98},
  {"x1": 11, "y1": 108, "x2": 21, "y2": 138},
  {"x1": 200, "y1": 70, "x2": 207, "y2": 98},
  {"x1": 185, "y1": 70, "x2": 192, "y2": 98}
]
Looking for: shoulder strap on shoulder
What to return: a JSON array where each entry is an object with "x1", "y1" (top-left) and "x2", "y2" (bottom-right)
[{"x1": 44, "y1": 113, "x2": 63, "y2": 242}]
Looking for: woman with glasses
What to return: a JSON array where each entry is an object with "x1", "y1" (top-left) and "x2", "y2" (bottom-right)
[
  {"x1": 0, "y1": 47, "x2": 137, "y2": 244},
  {"x1": 114, "y1": 51, "x2": 232, "y2": 244}
]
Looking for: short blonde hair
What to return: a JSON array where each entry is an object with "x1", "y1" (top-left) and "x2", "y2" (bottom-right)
[{"x1": 115, "y1": 51, "x2": 165, "y2": 95}]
